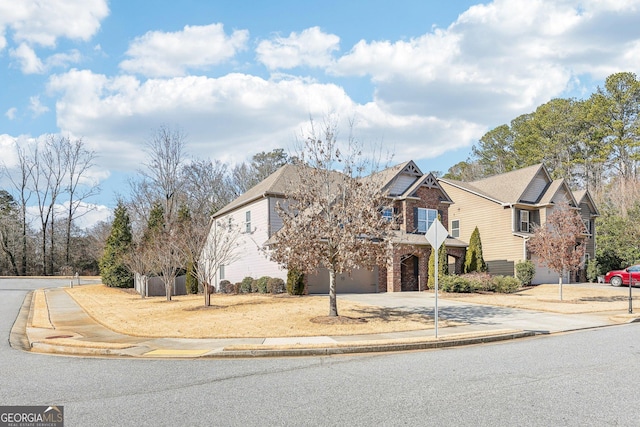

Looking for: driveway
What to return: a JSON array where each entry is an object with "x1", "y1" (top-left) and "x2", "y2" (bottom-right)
[{"x1": 339, "y1": 291, "x2": 616, "y2": 333}]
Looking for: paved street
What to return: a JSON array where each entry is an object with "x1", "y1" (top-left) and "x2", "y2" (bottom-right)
[{"x1": 2, "y1": 279, "x2": 639, "y2": 426}]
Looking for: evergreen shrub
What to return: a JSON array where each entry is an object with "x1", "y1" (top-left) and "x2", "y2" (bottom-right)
[
  {"x1": 255, "y1": 276, "x2": 270, "y2": 293},
  {"x1": 515, "y1": 260, "x2": 535, "y2": 286},
  {"x1": 240, "y1": 276, "x2": 254, "y2": 293},
  {"x1": 286, "y1": 268, "x2": 305, "y2": 295}
]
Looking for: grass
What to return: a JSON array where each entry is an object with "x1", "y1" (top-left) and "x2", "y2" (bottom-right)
[
  {"x1": 65, "y1": 284, "x2": 457, "y2": 338},
  {"x1": 441, "y1": 283, "x2": 639, "y2": 314}
]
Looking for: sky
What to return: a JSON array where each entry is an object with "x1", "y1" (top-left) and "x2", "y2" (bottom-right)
[{"x1": 1, "y1": 0, "x2": 640, "y2": 228}]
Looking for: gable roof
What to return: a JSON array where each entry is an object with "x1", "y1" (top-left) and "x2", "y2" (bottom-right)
[
  {"x1": 213, "y1": 164, "x2": 298, "y2": 217},
  {"x1": 573, "y1": 189, "x2": 600, "y2": 216},
  {"x1": 440, "y1": 163, "x2": 582, "y2": 207},
  {"x1": 470, "y1": 164, "x2": 548, "y2": 204},
  {"x1": 368, "y1": 160, "x2": 453, "y2": 202}
]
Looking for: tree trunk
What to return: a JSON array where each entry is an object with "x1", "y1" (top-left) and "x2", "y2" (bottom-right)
[
  {"x1": 204, "y1": 282, "x2": 210, "y2": 307},
  {"x1": 328, "y1": 267, "x2": 338, "y2": 317},
  {"x1": 558, "y1": 274, "x2": 563, "y2": 301}
]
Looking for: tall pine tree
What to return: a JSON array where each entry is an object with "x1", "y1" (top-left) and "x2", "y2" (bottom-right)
[{"x1": 99, "y1": 201, "x2": 134, "y2": 288}]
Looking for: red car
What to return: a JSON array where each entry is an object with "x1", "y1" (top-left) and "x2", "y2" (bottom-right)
[{"x1": 605, "y1": 265, "x2": 640, "y2": 287}]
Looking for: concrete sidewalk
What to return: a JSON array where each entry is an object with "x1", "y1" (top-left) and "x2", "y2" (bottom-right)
[{"x1": 15, "y1": 286, "x2": 640, "y2": 358}]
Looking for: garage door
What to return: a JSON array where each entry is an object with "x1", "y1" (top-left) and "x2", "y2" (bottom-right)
[
  {"x1": 307, "y1": 267, "x2": 378, "y2": 294},
  {"x1": 531, "y1": 255, "x2": 567, "y2": 285}
]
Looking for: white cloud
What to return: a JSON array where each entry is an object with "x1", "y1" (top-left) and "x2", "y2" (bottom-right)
[
  {"x1": 47, "y1": 69, "x2": 483, "y2": 173},
  {"x1": 29, "y1": 96, "x2": 49, "y2": 117},
  {"x1": 256, "y1": 27, "x2": 340, "y2": 70},
  {"x1": 10, "y1": 43, "x2": 44, "y2": 73},
  {"x1": 45, "y1": 49, "x2": 82, "y2": 69},
  {"x1": 331, "y1": 0, "x2": 640, "y2": 124},
  {"x1": 0, "y1": 0, "x2": 109, "y2": 48},
  {"x1": 5, "y1": 107, "x2": 17, "y2": 120},
  {"x1": 25, "y1": 201, "x2": 111, "y2": 231},
  {"x1": 119, "y1": 23, "x2": 249, "y2": 77}
]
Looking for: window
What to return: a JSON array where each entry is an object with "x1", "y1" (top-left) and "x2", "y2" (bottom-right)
[
  {"x1": 451, "y1": 220, "x2": 460, "y2": 238},
  {"x1": 219, "y1": 264, "x2": 225, "y2": 280},
  {"x1": 382, "y1": 208, "x2": 393, "y2": 222},
  {"x1": 417, "y1": 208, "x2": 437, "y2": 233},
  {"x1": 583, "y1": 219, "x2": 591, "y2": 234},
  {"x1": 519, "y1": 210, "x2": 530, "y2": 233},
  {"x1": 245, "y1": 211, "x2": 252, "y2": 233}
]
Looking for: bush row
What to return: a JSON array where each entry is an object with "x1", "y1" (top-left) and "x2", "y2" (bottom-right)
[
  {"x1": 217, "y1": 276, "x2": 286, "y2": 294},
  {"x1": 439, "y1": 272, "x2": 521, "y2": 294}
]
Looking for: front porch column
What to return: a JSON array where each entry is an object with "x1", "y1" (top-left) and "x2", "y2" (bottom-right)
[
  {"x1": 386, "y1": 251, "x2": 402, "y2": 292},
  {"x1": 418, "y1": 247, "x2": 430, "y2": 291}
]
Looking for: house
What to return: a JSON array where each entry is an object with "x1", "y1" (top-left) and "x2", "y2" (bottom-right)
[
  {"x1": 209, "y1": 160, "x2": 466, "y2": 293},
  {"x1": 438, "y1": 164, "x2": 599, "y2": 284}
]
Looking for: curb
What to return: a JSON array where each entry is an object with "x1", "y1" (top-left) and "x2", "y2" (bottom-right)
[
  {"x1": 26, "y1": 330, "x2": 538, "y2": 359},
  {"x1": 208, "y1": 331, "x2": 539, "y2": 358},
  {"x1": 9, "y1": 290, "x2": 33, "y2": 352}
]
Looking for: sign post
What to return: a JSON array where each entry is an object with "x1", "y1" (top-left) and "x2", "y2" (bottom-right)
[{"x1": 425, "y1": 219, "x2": 448, "y2": 338}]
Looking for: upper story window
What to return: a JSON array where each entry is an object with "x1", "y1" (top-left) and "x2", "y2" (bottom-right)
[
  {"x1": 382, "y1": 208, "x2": 393, "y2": 222},
  {"x1": 583, "y1": 219, "x2": 592, "y2": 234},
  {"x1": 519, "y1": 210, "x2": 530, "y2": 233},
  {"x1": 245, "y1": 211, "x2": 252, "y2": 233},
  {"x1": 451, "y1": 220, "x2": 460, "y2": 238},
  {"x1": 417, "y1": 208, "x2": 438, "y2": 233}
]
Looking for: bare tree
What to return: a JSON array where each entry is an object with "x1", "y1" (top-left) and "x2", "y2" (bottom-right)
[
  {"x1": 181, "y1": 158, "x2": 233, "y2": 217},
  {"x1": 62, "y1": 137, "x2": 100, "y2": 267},
  {"x1": 528, "y1": 202, "x2": 586, "y2": 300},
  {"x1": 29, "y1": 136, "x2": 68, "y2": 275},
  {"x1": 270, "y1": 117, "x2": 394, "y2": 317},
  {"x1": 3, "y1": 143, "x2": 35, "y2": 275},
  {"x1": 139, "y1": 125, "x2": 187, "y2": 227},
  {"x1": 196, "y1": 217, "x2": 240, "y2": 306}
]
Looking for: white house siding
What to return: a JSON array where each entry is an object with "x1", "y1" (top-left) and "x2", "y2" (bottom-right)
[
  {"x1": 520, "y1": 171, "x2": 549, "y2": 203},
  {"x1": 215, "y1": 198, "x2": 286, "y2": 287}
]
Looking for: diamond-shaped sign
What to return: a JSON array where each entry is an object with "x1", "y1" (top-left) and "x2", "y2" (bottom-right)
[{"x1": 425, "y1": 219, "x2": 448, "y2": 249}]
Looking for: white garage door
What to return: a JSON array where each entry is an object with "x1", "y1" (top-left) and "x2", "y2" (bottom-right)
[
  {"x1": 307, "y1": 267, "x2": 378, "y2": 294},
  {"x1": 531, "y1": 255, "x2": 568, "y2": 285}
]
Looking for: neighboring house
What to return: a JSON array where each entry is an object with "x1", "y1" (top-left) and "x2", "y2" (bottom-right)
[
  {"x1": 439, "y1": 164, "x2": 599, "y2": 284},
  {"x1": 209, "y1": 160, "x2": 466, "y2": 293}
]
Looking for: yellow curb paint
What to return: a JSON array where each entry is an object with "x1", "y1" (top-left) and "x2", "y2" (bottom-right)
[{"x1": 144, "y1": 349, "x2": 210, "y2": 356}]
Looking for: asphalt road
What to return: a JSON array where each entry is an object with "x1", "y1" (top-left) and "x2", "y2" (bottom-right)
[{"x1": 2, "y1": 279, "x2": 639, "y2": 426}]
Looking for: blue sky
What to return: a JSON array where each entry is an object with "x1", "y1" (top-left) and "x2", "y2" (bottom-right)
[{"x1": 2, "y1": 0, "x2": 640, "y2": 227}]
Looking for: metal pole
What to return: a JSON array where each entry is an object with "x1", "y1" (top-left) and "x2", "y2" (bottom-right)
[
  {"x1": 434, "y1": 226, "x2": 439, "y2": 339},
  {"x1": 630, "y1": 270, "x2": 633, "y2": 314}
]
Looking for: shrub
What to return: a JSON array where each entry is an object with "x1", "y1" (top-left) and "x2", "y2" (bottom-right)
[
  {"x1": 286, "y1": 268, "x2": 305, "y2": 295},
  {"x1": 441, "y1": 275, "x2": 477, "y2": 293},
  {"x1": 464, "y1": 226, "x2": 487, "y2": 273},
  {"x1": 268, "y1": 277, "x2": 286, "y2": 294},
  {"x1": 254, "y1": 276, "x2": 270, "y2": 293},
  {"x1": 463, "y1": 272, "x2": 492, "y2": 292},
  {"x1": 240, "y1": 276, "x2": 254, "y2": 293},
  {"x1": 218, "y1": 279, "x2": 233, "y2": 293},
  {"x1": 586, "y1": 259, "x2": 600, "y2": 283},
  {"x1": 515, "y1": 260, "x2": 535, "y2": 286},
  {"x1": 185, "y1": 262, "x2": 199, "y2": 294},
  {"x1": 491, "y1": 275, "x2": 521, "y2": 293}
]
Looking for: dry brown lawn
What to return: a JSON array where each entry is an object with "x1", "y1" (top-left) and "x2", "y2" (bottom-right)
[
  {"x1": 65, "y1": 284, "x2": 456, "y2": 338},
  {"x1": 31, "y1": 289, "x2": 53, "y2": 329},
  {"x1": 442, "y1": 283, "x2": 638, "y2": 314}
]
